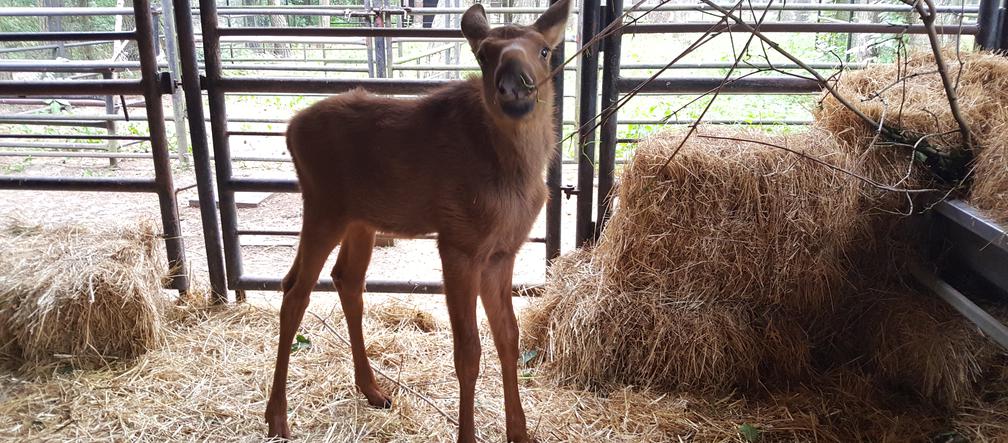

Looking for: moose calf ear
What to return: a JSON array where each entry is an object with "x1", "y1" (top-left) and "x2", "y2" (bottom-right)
[
  {"x1": 461, "y1": 4, "x2": 490, "y2": 52},
  {"x1": 534, "y1": 0, "x2": 571, "y2": 48}
]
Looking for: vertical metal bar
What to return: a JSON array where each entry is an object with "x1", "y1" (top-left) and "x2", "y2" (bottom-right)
[
  {"x1": 161, "y1": 0, "x2": 191, "y2": 166},
  {"x1": 173, "y1": 0, "x2": 228, "y2": 302},
  {"x1": 199, "y1": 0, "x2": 244, "y2": 288},
  {"x1": 545, "y1": 0, "x2": 566, "y2": 262},
  {"x1": 135, "y1": 0, "x2": 190, "y2": 293},
  {"x1": 575, "y1": 0, "x2": 600, "y2": 246},
  {"x1": 596, "y1": 0, "x2": 622, "y2": 239},
  {"x1": 102, "y1": 70, "x2": 119, "y2": 168},
  {"x1": 365, "y1": 0, "x2": 376, "y2": 78},
  {"x1": 375, "y1": 8, "x2": 389, "y2": 78},
  {"x1": 977, "y1": 0, "x2": 1004, "y2": 49}
]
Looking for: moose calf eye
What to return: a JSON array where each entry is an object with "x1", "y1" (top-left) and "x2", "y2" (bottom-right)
[{"x1": 540, "y1": 47, "x2": 549, "y2": 58}]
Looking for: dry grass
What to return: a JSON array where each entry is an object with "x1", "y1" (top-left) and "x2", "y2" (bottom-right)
[
  {"x1": 847, "y1": 286, "x2": 1004, "y2": 407},
  {"x1": 816, "y1": 49, "x2": 1008, "y2": 223},
  {"x1": 2, "y1": 299, "x2": 1005, "y2": 442},
  {"x1": 367, "y1": 299, "x2": 443, "y2": 333},
  {"x1": 0, "y1": 219, "x2": 170, "y2": 371}
]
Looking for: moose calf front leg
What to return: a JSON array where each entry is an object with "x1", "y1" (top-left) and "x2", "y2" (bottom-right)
[
  {"x1": 266, "y1": 225, "x2": 342, "y2": 439},
  {"x1": 441, "y1": 247, "x2": 482, "y2": 443},
  {"x1": 333, "y1": 224, "x2": 392, "y2": 408},
  {"x1": 480, "y1": 253, "x2": 532, "y2": 443}
]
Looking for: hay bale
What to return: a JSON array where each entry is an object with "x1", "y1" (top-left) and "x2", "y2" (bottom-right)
[
  {"x1": 0, "y1": 219, "x2": 170, "y2": 369},
  {"x1": 847, "y1": 286, "x2": 1003, "y2": 407},
  {"x1": 596, "y1": 128, "x2": 863, "y2": 313},
  {"x1": 815, "y1": 50, "x2": 1008, "y2": 223},
  {"x1": 525, "y1": 250, "x2": 761, "y2": 391},
  {"x1": 525, "y1": 128, "x2": 873, "y2": 391}
]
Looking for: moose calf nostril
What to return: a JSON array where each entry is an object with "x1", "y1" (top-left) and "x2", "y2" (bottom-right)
[{"x1": 498, "y1": 86, "x2": 508, "y2": 95}]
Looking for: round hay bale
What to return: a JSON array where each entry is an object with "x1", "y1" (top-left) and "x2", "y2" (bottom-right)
[
  {"x1": 595, "y1": 128, "x2": 863, "y2": 314},
  {"x1": 0, "y1": 219, "x2": 170, "y2": 370}
]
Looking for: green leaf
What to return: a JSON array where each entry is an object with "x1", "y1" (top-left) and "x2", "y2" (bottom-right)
[
  {"x1": 739, "y1": 423, "x2": 761, "y2": 442},
  {"x1": 48, "y1": 100, "x2": 61, "y2": 115},
  {"x1": 519, "y1": 349, "x2": 539, "y2": 366},
  {"x1": 290, "y1": 333, "x2": 312, "y2": 354}
]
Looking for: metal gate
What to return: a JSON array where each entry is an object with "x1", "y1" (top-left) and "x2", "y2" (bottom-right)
[
  {"x1": 0, "y1": 0, "x2": 189, "y2": 293},
  {"x1": 3, "y1": 0, "x2": 1007, "y2": 323},
  {"x1": 170, "y1": 0, "x2": 568, "y2": 302}
]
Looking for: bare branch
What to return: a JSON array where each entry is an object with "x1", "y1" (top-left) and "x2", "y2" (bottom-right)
[{"x1": 901, "y1": 0, "x2": 974, "y2": 150}]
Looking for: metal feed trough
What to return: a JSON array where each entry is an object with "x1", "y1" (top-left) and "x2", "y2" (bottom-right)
[{"x1": 0, "y1": 0, "x2": 1006, "y2": 349}]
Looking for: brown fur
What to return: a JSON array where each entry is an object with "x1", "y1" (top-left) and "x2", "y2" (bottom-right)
[{"x1": 264, "y1": 2, "x2": 570, "y2": 442}]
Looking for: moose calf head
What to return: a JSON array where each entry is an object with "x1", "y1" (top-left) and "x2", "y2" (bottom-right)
[{"x1": 461, "y1": 0, "x2": 570, "y2": 119}]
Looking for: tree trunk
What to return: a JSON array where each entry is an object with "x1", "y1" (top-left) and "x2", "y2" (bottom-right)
[{"x1": 270, "y1": 0, "x2": 290, "y2": 57}]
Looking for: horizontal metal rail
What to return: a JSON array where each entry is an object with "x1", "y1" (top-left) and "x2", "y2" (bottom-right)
[
  {"x1": 0, "y1": 150, "x2": 159, "y2": 159},
  {"x1": 0, "y1": 176, "x2": 159, "y2": 192},
  {"x1": 912, "y1": 265, "x2": 1008, "y2": 351},
  {"x1": 0, "y1": 41, "x2": 113, "y2": 55},
  {"x1": 0, "y1": 80, "x2": 144, "y2": 96},
  {"x1": 197, "y1": 3, "x2": 978, "y2": 14},
  {"x1": 217, "y1": 77, "x2": 449, "y2": 94},
  {"x1": 935, "y1": 200, "x2": 1008, "y2": 253},
  {"x1": 219, "y1": 27, "x2": 462, "y2": 38},
  {"x1": 0, "y1": 31, "x2": 138, "y2": 42},
  {"x1": 236, "y1": 275, "x2": 541, "y2": 294},
  {"x1": 1, "y1": 113, "x2": 812, "y2": 127},
  {"x1": 0, "y1": 133, "x2": 149, "y2": 141},
  {"x1": 0, "y1": 142, "x2": 108, "y2": 150},
  {"x1": 229, "y1": 177, "x2": 299, "y2": 192},
  {"x1": 625, "y1": 22, "x2": 978, "y2": 34},
  {"x1": 0, "y1": 7, "x2": 141, "y2": 16},
  {"x1": 618, "y1": 76, "x2": 821, "y2": 93},
  {"x1": 235, "y1": 228, "x2": 547, "y2": 244}
]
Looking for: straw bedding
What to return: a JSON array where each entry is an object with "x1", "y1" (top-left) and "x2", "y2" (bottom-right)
[
  {"x1": 816, "y1": 50, "x2": 1008, "y2": 223},
  {"x1": 2, "y1": 299, "x2": 1004, "y2": 442},
  {"x1": 0, "y1": 219, "x2": 170, "y2": 371}
]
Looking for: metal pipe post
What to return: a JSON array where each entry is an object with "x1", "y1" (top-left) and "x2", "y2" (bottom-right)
[
  {"x1": 199, "y1": 0, "x2": 245, "y2": 289},
  {"x1": 977, "y1": 0, "x2": 1005, "y2": 50},
  {"x1": 173, "y1": 0, "x2": 229, "y2": 302},
  {"x1": 545, "y1": 0, "x2": 566, "y2": 262},
  {"x1": 575, "y1": 0, "x2": 600, "y2": 246},
  {"x1": 102, "y1": 70, "x2": 120, "y2": 168},
  {"x1": 596, "y1": 0, "x2": 622, "y2": 239},
  {"x1": 161, "y1": 0, "x2": 191, "y2": 166},
  {"x1": 135, "y1": 0, "x2": 190, "y2": 293}
]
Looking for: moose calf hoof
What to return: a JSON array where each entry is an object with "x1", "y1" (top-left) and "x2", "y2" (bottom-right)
[
  {"x1": 363, "y1": 388, "x2": 393, "y2": 409},
  {"x1": 265, "y1": 403, "x2": 292, "y2": 440},
  {"x1": 265, "y1": 417, "x2": 291, "y2": 441},
  {"x1": 507, "y1": 432, "x2": 537, "y2": 443}
]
